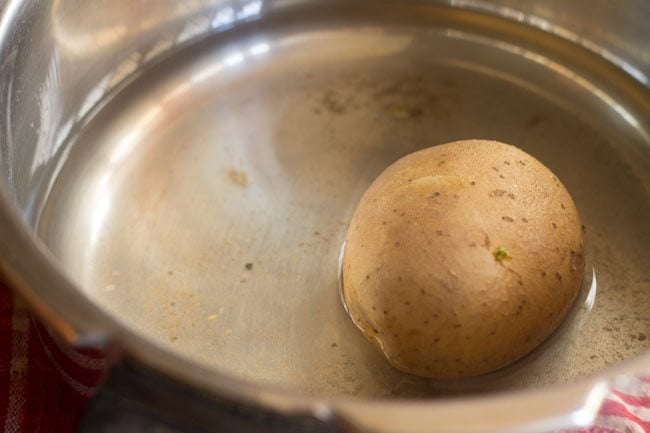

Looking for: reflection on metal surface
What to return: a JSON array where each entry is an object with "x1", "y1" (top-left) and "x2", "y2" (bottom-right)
[
  {"x1": 108, "y1": 53, "x2": 143, "y2": 89},
  {"x1": 30, "y1": 50, "x2": 63, "y2": 175},
  {"x1": 448, "y1": 0, "x2": 650, "y2": 85},
  {"x1": 88, "y1": 172, "x2": 112, "y2": 250},
  {"x1": 239, "y1": 0, "x2": 263, "y2": 19},
  {"x1": 176, "y1": 16, "x2": 212, "y2": 45},
  {"x1": 77, "y1": 74, "x2": 112, "y2": 123},
  {"x1": 570, "y1": 380, "x2": 610, "y2": 427},
  {"x1": 584, "y1": 268, "x2": 598, "y2": 311},
  {"x1": 51, "y1": 0, "x2": 222, "y2": 55},
  {"x1": 191, "y1": 40, "x2": 271, "y2": 83},
  {"x1": 212, "y1": 6, "x2": 237, "y2": 29},
  {"x1": 51, "y1": 0, "x2": 264, "y2": 55},
  {"x1": 442, "y1": 29, "x2": 648, "y2": 142},
  {"x1": 223, "y1": 52, "x2": 245, "y2": 66},
  {"x1": 51, "y1": 0, "x2": 129, "y2": 55},
  {"x1": 110, "y1": 105, "x2": 162, "y2": 165},
  {"x1": 250, "y1": 42, "x2": 270, "y2": 56},
  {"x1": 209, "y1": 0, "x2": 263, "y2": 30}
]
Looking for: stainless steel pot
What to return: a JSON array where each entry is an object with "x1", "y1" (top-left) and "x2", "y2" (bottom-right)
[{"x1": 0, "y1": 1, "x2": 649, "y2": 432}]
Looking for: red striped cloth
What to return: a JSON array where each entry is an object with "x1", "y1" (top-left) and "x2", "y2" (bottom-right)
[
  {"x1": 0, "y1": 278, "x2": 648, "y2": 433},
  {"x1": 0, "y1": 281, "x2": 104, "y2": 433}
]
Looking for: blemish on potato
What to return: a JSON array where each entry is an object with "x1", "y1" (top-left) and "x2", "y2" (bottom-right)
[
  {"x1": 483, "y1": 234, "x2": 491, "y2": 249},
  {"x1": 570, "y1": 250, "x2": 583, "y2": 272},
  {"x1": 489, "y1": 189, "x2": 507, "y2": 197},
  {"x1": 502, "y1": 216, "x2": 514, "y2": 222}
]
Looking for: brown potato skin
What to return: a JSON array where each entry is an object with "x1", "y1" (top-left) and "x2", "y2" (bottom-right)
[{"x1": 342, "y1": 140, "x2": 584, "y2": 379}]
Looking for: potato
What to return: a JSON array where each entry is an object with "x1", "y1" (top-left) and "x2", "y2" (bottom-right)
[{"x1": 341, "y1": 140, "x2": 584, "y2": 379}]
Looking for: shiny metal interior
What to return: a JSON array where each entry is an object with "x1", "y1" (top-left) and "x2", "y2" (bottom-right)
[
  {"x1": 34, "y1": 9, "x2": 650, "y2": 396},
  {"x1": 1, "y1": 0, "x2": 649, "y2": 431}
]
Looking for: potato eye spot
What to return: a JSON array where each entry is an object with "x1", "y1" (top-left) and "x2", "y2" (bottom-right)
[{"x1": 493, "y1": 246, "x2": 512, "y2": 261}]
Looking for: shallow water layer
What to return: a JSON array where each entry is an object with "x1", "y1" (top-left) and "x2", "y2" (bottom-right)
[{"x1": 37, "y1": 5, "x2": 650, "y2": 398}]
